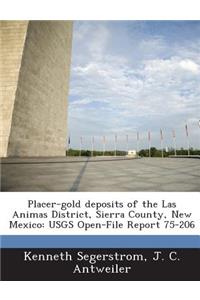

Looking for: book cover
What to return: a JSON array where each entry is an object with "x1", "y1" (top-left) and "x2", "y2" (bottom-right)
[{"x1": 0, "y1": 20, "x2": 200, "y2": 281}]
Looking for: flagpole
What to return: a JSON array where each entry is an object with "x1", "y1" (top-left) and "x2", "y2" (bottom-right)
[
  {"x1": 126, "y1": 134, "x2": 129, "y2": 154},
  {"x1": 79, "y1": 136, "x2": 82, "y2": 157},
  {"x1": 160, "y1": 129, "x2": 164, "y2": 158},
  {"x1": 114, "y1": 134, "x2": 117, "y2": 157},
  {"x1": 103, "y1": 136, "x2": 105, "y2": 156},
  {"x1": 198, "y1": 120, "x2": 200, "y2": 150},
  {"x1": 67, "y1": 134, "x2": 70, "y2": 157},
  {"x1": 91, "y1": 136, "x2": 94, "y2": 157},
  {"x1": 136, "y1": 131, "x2": 139, "y2": 155},
  {"x1": 185, "y1": 124, "x2": 190, "y2": 156},
  {"x1": 148, "y1": 131, "x2": 151, "y2": 157},
  {"x1": 66, "y1": 139, "x2": 69, "y2": 157},
  {"x1": 187, "y1": 138, "x2": 190, "y2": 156},
  {"x1": 172, "y1": 129, "x2": 177, "y2": 156}
]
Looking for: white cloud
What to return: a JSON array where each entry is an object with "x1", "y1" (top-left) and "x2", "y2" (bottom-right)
[
  {"x1": 69, "y1": 22, "x2": 200, "y2": 149},
  {"x1": 179, "y1": 59, "x2": 199, "y2": 73}
]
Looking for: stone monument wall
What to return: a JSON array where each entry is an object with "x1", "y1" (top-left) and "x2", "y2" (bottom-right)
[
  {"x1": 0, "y1": 21, "x2": 28, "y2": 157},
  {"x1": 0, "y1": 21, "x2": 73, "y2": 157}
]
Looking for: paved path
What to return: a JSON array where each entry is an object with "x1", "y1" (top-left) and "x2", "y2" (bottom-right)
[{"x1": 1, "y1": 157, "x2": 200, "y2": 191}]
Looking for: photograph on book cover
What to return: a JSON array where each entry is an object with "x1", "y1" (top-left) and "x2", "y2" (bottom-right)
[
  {"x1": 0, "y1": 20, "x2": 199, "y2": 282},
  {"x1": 0, "y1": 20, "x2": 200, "y2": 192}
]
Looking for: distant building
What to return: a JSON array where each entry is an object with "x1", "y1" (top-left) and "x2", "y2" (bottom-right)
[{"x1": 127, "y1": 150, "x2": 137, "y2": 157}]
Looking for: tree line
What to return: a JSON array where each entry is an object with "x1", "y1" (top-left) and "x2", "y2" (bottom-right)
[{"x1": 66, "y1": 147, "x2": 200, "y2": 157}]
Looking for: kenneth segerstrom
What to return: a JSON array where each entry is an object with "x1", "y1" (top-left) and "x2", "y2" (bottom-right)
[{"x1": 24, "y1": 251, "x2": 146, "y2": 273}]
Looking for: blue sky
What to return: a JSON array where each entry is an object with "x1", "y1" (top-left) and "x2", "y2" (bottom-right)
[{"x1": 68, "y1": 21, "x2": 200, "y2": 151}]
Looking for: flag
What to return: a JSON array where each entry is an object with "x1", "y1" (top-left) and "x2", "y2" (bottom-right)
[
  {"x1": 148, "y1": 131, "x2": 151, "y2": 141},
  {"x1": 126, "y1": 134, "x2": 128, "y2": 142},
  {"x1": 115, "y1": 134, "x2": 117, "y2": 142},
  {"x1": 137, "y1": 131, "x2": 139, "y2": 141},
  {"x1": 68, "y1": 136, "x2": 70, "y2": 145},
  {"x1": 103, "y1": 136, "x2": 106, "y2": 144},
  {"x1": 185, "y1": 124, "x2": 189, "y2": 137},
  {"x1": 172, "y1": 129, "x2": 176, "y2": 138},
  {"x1": 80, "y1": 136, "x2": 83, "y2": 145},
  {"x1": 160, "y1": 129, "x2": 163, "y2": 140}
]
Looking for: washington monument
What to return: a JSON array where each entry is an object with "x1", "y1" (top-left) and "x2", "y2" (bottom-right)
[{"x1": 0, "y1": 21, "x2": 73, "y2": 157}]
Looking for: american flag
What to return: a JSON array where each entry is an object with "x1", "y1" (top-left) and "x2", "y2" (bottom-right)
[
  {"x1": 185, "y1": 124, "x2": 189, "y2": 137},
  {"x1": 160, "y1": 129, "x2": 163, "y2": 140},
  {"x1": 148, "y1": 131, "x2": 151, "y2": 141},
  {"x1": 137, "y1": 131, "x2": 139, "y2": 141}
]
